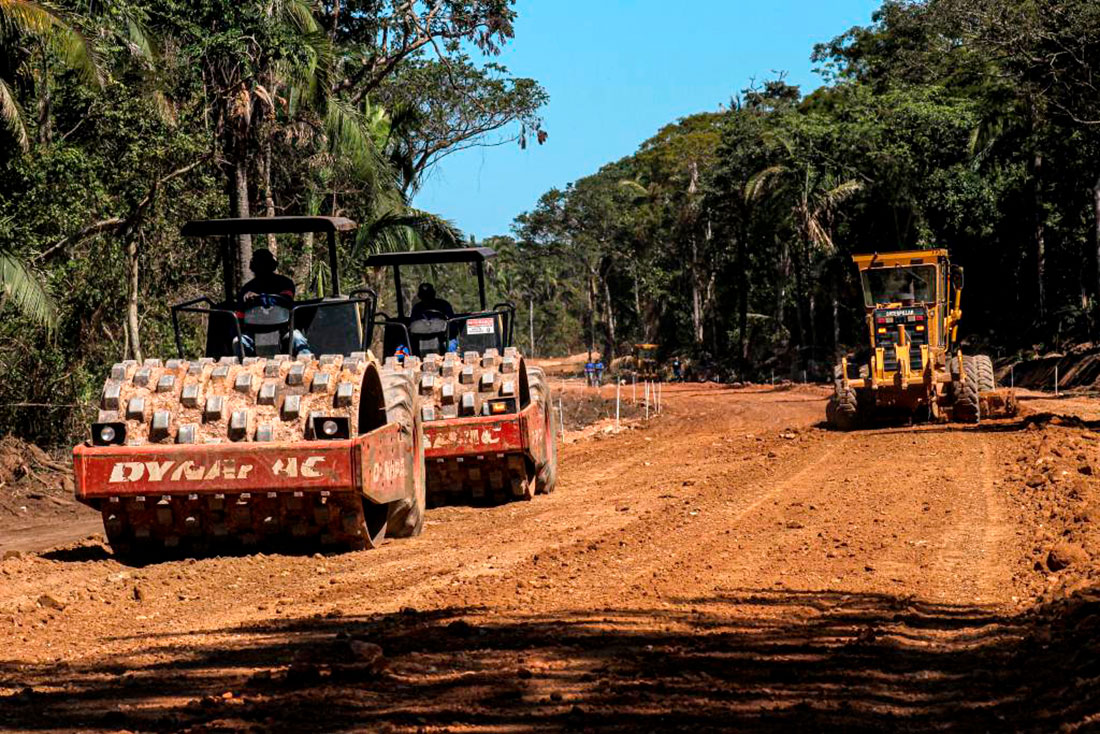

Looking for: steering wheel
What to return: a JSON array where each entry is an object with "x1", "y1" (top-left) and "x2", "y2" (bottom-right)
[
  {"x1": 414, "y1": 309, "x2": 449, "y2": 323},
  {"x1": 240, "y1": 293, "x2": 293, "y2": 331}
]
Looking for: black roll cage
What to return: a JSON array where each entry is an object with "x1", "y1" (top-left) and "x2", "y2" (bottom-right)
[
  {"x1": 171, "y1": 216, "x2": 377, "y2": 359},
  {"x1": 364, "y1": 247, "x2": 516, "y2": 353}
]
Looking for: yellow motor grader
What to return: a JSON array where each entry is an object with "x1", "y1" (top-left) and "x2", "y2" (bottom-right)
[
  {"x1": 631, "y1": 343, "x2": 661, "y2": 380},
  {"x1": 827, "y1": 249, "x2": 1017, "y2": 429}
]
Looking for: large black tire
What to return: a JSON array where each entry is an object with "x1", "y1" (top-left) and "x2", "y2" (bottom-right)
[
  {"x1": 975, "y1": 354, "x2": 996, "y2": 393},
  {"x1": 826, "y1": 363, "x2": 860, "y2": 431},
  {"x1": 826, "y1": 384, "x2": 860, "y2": 430},
  {"x1": 826, "y1": 365, "x2": 857, "y2": 430},
  {"x1": 380, "y1": 367, "x2": 425, "y2": 539},
  {"x1": 951, "y1": 355, "x2": 981, "y2": 423},
  {"x1": 528, "y1": 367, "x2": 558, "y2": 495}
]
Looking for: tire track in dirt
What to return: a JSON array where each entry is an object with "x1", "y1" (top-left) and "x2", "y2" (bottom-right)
[{"x1": 686, "y1": 425, "x2": 1021, "y2": 607}]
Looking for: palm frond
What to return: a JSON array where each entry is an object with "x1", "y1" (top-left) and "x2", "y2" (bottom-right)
[
  {"x1": 356, "y1": 210, "x2": 464, "y2": 256},
  {"x1": 0, "y1": 0, "x2": 55, "y2": 37},
  {"x1": 46, "y1": 15, "x2": 99, "y2": 86},
  {"x1": 744, "y1": 165, "x2": 787, "y2": 203},
  {"x1": 324, "y1": 98, "x2": 394, "y2": 193},
  {"x1": 0, "y1": 78, "x2": 28, "y2": 151},
  {"x1": 0, "y1": 250, "x2": 55, "y2": 327},
  {"x1": 122, "y1": 11, "x2": 156, "y2": 62},
  {"x1": 819, "y1": 179, "x2": 863, "y2": 209},
  {"x1": 617, "y1": 179, "x2": 649, "y2": 200},
  {"x1": 759, "y1": 128, "x2": 796, "y2": 157},
  {"x1": 805, "y1": 217, "x2": 834, "y2": 253},
  {"x1": 278, "y1": 0, "x2": 323, "y2": 34},
  {"x1": 0, "y1": 1, "x2": 99, "y2": 85}
]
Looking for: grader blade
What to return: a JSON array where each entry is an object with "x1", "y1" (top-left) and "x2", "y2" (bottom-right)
[{"x1": 980, "y1": 389, "x2": 1019, "y2": 419}]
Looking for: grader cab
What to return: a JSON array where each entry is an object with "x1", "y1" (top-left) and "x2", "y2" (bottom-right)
[
  {"x1": 631, "y1": 343, "x2": 661, "y2": 380},
  {"x1": 827, "y1": 249, "x2": 1017, "y2": 429}
]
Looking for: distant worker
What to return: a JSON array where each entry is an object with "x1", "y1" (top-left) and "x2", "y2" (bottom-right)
[
  {"x1": 411, "y1": 282, "x2": 455, "y2": 320},
  {"x1": 672, "y1": 358, "x2": 683, "y2": 382},
  {"x1": 584, "y1": 361, "x2": 596, "y2": 388}
]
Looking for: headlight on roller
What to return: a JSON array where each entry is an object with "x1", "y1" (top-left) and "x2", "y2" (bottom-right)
[
  {"x1": 486, "y1": 398, "x2": 516, "y2": 416},
  {"x1": 92, "y1": 422, "x2": 126, "y2": 446},
  {"x1": 311, "y1": 415, "x2": 349, "y2": 440}
]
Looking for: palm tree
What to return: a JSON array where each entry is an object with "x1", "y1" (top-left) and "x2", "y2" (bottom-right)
[
  {"x1": 0, "y1": 1, "x2": 98, "y2": 327},
  {"x1": 749, "y1": 161, "x2": 862, "y2": 366},
  {"x1": 0, "y1": 246, "x2": 53, "y2": 325},
  {"x1": 0, "y1": 0, "x2": 97, "y2": 150}
]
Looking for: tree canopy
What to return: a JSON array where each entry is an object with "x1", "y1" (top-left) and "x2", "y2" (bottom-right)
[{"x1": 0, "y1": 0, "x2": 545, "y2": 443}]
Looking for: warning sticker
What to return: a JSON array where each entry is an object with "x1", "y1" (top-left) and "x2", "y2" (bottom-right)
[{"x1": 466, "y1": 317, "x2": 495, "y2": 335}]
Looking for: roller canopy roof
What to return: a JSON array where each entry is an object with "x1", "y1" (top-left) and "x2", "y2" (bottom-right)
[
  {"x1": 365, "y1": 247, "x2": 497, "y2": 266},
  {"x1": 181, "y1": 216, "x2": 357, "y2": 237}
]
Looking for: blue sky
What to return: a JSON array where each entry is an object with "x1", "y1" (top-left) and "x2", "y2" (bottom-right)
[{"x1": 413, "y1": 0, "x2": 884, "y2": 240}]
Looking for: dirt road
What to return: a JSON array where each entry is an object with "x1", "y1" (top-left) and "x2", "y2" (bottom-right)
[{"x1": 3, "y1": 383, "x2": 1100, "y2": 732}]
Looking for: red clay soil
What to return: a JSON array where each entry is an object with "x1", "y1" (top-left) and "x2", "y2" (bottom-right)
[
  {"x1": 0, "y1": 437, "x2": 100, "y2": 557},
  {"x1": 5, "y1": 384, "x2": 1100, "y2": 731}
]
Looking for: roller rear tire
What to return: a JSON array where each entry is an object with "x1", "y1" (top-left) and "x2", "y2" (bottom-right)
[{"x1": 380, "y1": 368, "x2": 425, "y2": 539}]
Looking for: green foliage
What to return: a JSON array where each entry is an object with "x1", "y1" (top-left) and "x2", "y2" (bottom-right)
[{"x1": 0, "y1": 0, "x2": 547, "y2": 446}]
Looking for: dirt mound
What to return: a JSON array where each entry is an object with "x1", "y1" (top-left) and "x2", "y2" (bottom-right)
[
  {"x1": 1004, "y1": 346, "x2": 1100, "y2": 392},
  {"x1": 0, "y1": 436, "x2": 88, "y2": 534},
  {"x1": 998, "y1": 422, "x2": 1100, "y2": 602},
  {"x1": 0, "y1": 436, "x2": 54, "y2": 486},
  {"x1": 559, "y1": 389, "x2": 646, "y2": 432}
]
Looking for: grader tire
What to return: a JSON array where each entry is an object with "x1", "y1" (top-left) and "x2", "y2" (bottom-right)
[
  {"x1": 827, "y1": 384, "x2": 860, "y2": 431},
  {"x1": 529, "y1": 367, "x2": 559, "y2": 495},
  {"x1": 975, "y1": 354, "x2": 996, "y2": 393},
  {"x1": 380, "y1": 368, "x2": 426, "y2": 539},
  {"x1": 953, "y1": 356, "x2": 981, "y2": 423}
]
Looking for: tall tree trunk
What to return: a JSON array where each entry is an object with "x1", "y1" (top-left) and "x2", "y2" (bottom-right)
[
  {"x1": 705, "y1": 272, "x2": 718, "y2": 356},
  {"x1": 230, "y1": 156, "x2": 253, "y2": 284},
  {"x1": 792, "y1": 252, "x2": 806, "y2": 369},
  {"x1": 529, "y1": 295, "x2": 535, "y2": 356},
  {"x1": 832, "y1": 295, "x2": 840, "y2": 361},
  {"x1": 263, "y1": 139, "x2": 277, "y2": 252},
  {"x1": 809, "y1": 293, "x2": 817, "y2": 368},
  {"x1": 586, "y1": 271, "x2": 596, "y2": 362},
  {"x1": 736, "y1": 226, "x2": 749, "y2": 371},
  {"x1": 602, "y1": 275, "x2": 616, "y2": 362},
  {"x1": 1033, "y1": 151, "x2": 1045, "y2": 320},
  {"x1": 126, "y1": 232, "x2": 143, "y2": 363},
  {"x1": 775, "y1": 236, "x2": 790, "y2": 339},
  {"x1": 296, "y1": 232, "x2": 315, "y2": 297},
  {"x1": 1094, "y1": 174, "x2": 1100, "y2": 335},
  {"x1": 633, "y1": 266, "x2": 643, "y2": 341},
  {"x1": 37, "y1": 75, "x2": 52, "y2": 145},
  {"x1": 690, "y1": 236, "x2": 704, "y2": 346}
]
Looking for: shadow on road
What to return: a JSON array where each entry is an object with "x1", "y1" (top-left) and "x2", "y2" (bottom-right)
[{"x1": 2, "y1": 587, "x2": 1099, "y2": 732}]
